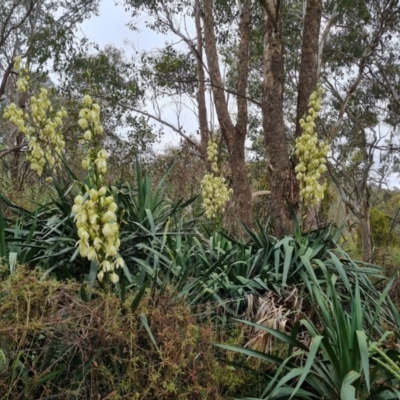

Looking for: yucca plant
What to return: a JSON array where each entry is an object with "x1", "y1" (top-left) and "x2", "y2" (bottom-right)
[
  {"x1": 0, "y1": 161, "x2": 196, "y2": 285},
  {"x1": 216, "y1": 263, "x2": 400, "y2": 399},
  {"x1": 127, "y1": 215, "x2": 399, "y2": 327},
  {"x1": 0, "y1": 182, "x2": 83, "y2": 279},
  {"x1": 115, "y1": 162, "x2": 197, "y2": 278}
]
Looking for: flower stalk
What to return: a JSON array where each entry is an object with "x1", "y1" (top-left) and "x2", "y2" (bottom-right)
[
  {"x1": 72, "y1": 95, "x2": 122, "y2": 284},
  {"x1": 200, "y1": 140, "x2": 233, "y2": 219},
  {"x1": 3, "y1": 57, "x2": 67, "y2": 176},
  {"x1": 295, "y1": 87, "x2": 330, "y2": 207}
]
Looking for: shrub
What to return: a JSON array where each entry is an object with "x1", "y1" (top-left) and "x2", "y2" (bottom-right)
[{"x1": 0, "y1": 267, "x2": 249, "y2": 399}]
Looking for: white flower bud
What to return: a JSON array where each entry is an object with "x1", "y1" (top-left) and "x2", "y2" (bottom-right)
[
  {"x1": 110, "y1": 272, "x2": 119, "y2": 283},
  {"x1": 97, "y1": 270, "x2": 104, "y2": 282},
  {"x1": 98, "y1": 187, "x2": 107, "y2": 196},
  {"x1": 87, "y1": 247, "x2": 97, "y2": 261},
  {"x1": 83, "y1": 130, "x2": 92, "y2": 141},
  {"x1": 83, "y1": 95, "x2": 93, "y2": 106},
  {"x1": 74, "y1": 195, "x2": 84, "y2": 205},
  {"x1": 78, "y1": 118, "x2": 88, "y2": 129}
]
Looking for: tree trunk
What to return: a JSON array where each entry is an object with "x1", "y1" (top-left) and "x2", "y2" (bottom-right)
[
  {"x1": 228, "y1": 134, "x2": 252, "y2": 226},
  {"x1": 236, "y1": 0, "x2": 252, "y2": 137},
  {"x1": 194, "y1": 0, "x2": 209, "y2": 159},
  {"x1": 296, "y1": 0, "x2": 322, "y2": 230},
  {"x1": 359, "y1": 210, "x2": 372, "y2": 262},
  {"x1": 261, "y1": 1, "x2": 299, "y2": 237},
  {"x1": 295, "y1": 0, "x2": 322, "y2": 139},
  {"x1": 331, "y1": 173, "x2": 373, "y2": 263},
  {"x1": 202, "y1": 0, "x2": 254, "y2": 229}
]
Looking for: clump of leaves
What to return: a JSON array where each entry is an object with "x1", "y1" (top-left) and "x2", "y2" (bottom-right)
[{"x1": 217, "y1": 265, "x2": 400, "y2": 400}]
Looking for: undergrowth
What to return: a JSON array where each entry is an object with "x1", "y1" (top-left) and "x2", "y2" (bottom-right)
[{"x1": 0, "y1": 266, "x2": 258, "y2": 399}]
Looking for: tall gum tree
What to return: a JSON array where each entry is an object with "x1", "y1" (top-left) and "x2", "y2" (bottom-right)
[
  {"x1": 125, "y1": 0, "x2": 255, "y2": 229},
  {"x1": 259, "y1": 0, "x2": 322, "y2": 236},
  {"x1": 202, "y1": 0, "x2": 254, "y2": 229},
  {"x1": 321, "y1": 0, "x2": 400, "y2": 261}
]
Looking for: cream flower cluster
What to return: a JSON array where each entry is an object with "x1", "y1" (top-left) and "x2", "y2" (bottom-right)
[
  {"x1": 3, "y1": 57, "x2": 67, "y2": 176},
  {"x1": 295, "y1": 87, "x2": 329, "y2": 206},
  {"x1": 72, "y1": 188, "x2": 122, "y2": 283},
  {"x1": 200, "y1": 140, "x2": 233, "y2": 219},
  {"x1": 78, "y1": 95, "x2": 104, "y2": 141},
  {"x1": 14, "y1": 56, "x2": 29, "y2": 92},
  {"x1": 72, "y1": 95, "x2": 122, "y2": 283}
]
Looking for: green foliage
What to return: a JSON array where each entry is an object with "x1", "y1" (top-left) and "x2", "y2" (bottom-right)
[
  {"x1": 355, "y1": 207, "x2": 399, "y2": 262},
  {"x1": 370, "y1": 207, "x2": 398, "y2": 248},
  {"x1": 217, "y1": 267, "x2": 400, "y2": 399},
  {"x1": 64, "y1": 45, "x2": 141, "y2": 107},
  {"x1": 2, "y1": 159, "x2": 400, "y2": 399},
  {"x1": 141, "y1": 47, "x2": 197, "y2": 94},
  {"x1": 2, "y1": 168, "x2": 398, "y2": 332},
  {"x1": 0, "y1": 161, "x2": 193, "y2": 282},
  {"x1": 118, "y1": 205, "x2": 398, "y2": 334}
]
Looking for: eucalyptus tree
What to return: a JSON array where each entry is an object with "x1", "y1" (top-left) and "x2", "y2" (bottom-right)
[
  {"x1": 319, "y1": 0, "x2": 400, "y2": 261},
  {"x1": 56, "y1": 44, "x2": 157, "y2": 180},
  {"x1": 255, "y1": 0, "x2": 323, "y2": 236},
  {"x1": 0, "y1": 0, "x2": 100, "y2": 159}
]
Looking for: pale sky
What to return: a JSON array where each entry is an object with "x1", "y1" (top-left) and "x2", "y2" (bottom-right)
[
  {"x1": 80, "y1": 1, "x2": 161, "y2": 54},
  {"x1": 79, "y1": 0, "x2": 199, "y2": 154}
]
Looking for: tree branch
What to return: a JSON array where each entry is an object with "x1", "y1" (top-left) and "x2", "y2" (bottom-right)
[
  {"x1": 324, "y1": 57, "x2": 367, "y2": 139},
  {"x1": 111, "y1": 100, "x2": 203, "y2": 155},
  {"x1": 0, "y1": 61, "x2": 15, "y2": 101},
  {"x1": 318, "y1": 8, "x2": 338, "y2": 78},
  {"x1": 0, "y1": 0, "x2": 36, "y2": 49},
  {"x1": 202, "y1": 0, "x2": 236, "y2": 145},
  {"x1": 0, "y1": 143, "x2": 26, "y2": 158},
  {"x1": 194, "y1": 0, "x2": 209, "y2": 158},
  {"x1": 252, "y1": 190, "x2": 271, "y2": 200},
  {"x1": 258, "y1": 0, "x2": 278, "y2": 30}
]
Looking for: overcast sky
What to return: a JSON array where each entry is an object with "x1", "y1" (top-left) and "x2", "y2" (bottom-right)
[
  {"x1": 81, "y1": 1, "x2": 159, "y2": 54},
  {"x1": 79, "y1": 0, "x2": 198, "y2": 153}
]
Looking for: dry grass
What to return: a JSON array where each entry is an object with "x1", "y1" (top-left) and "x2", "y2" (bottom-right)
[
  {"x1": 0, "y1": 267, "x2": 250, "y2": 399},
  {"x1": 245, "y1": 288, "x2": 311, "y2": 357}
]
